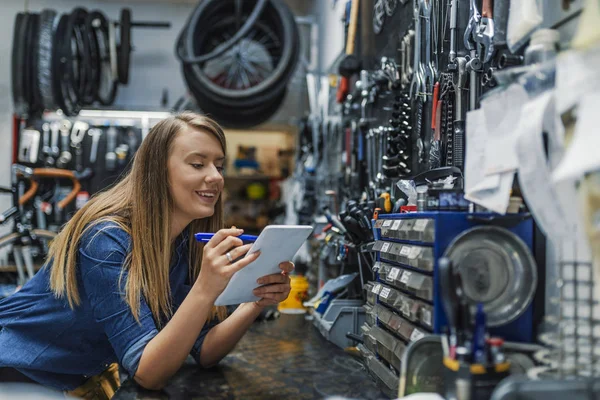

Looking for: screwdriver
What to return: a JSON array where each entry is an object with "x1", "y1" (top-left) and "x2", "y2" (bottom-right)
[{"x1": 439, "y1": 257, "x2": 459, "y2": 359}]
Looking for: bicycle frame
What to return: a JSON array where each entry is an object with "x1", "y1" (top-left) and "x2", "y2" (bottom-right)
[{"x1": 0, "y1": 164, "x2": 91, "y2": 287}]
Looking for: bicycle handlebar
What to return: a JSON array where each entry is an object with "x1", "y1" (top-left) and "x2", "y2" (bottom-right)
[{"x1": 17, "y1": 167, "x2": 92, "y2": 210}]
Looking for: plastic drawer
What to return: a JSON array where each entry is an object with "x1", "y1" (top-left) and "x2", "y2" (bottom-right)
[
  {"x1": 377, "y1": 262, "x2": 433, "y2": 301},
  {"x1": 381, "y1": 219, "x2": 403, "y2": 240},
  {"x1": 369, "y1": 325, "x2": 407, "y2": 371},
  {"x1": 375, "y1": 242, "x2": 434, "y2": 273},
  {"x1": 398, "y1": 219, "x2": 415, "y2": 240},
  {"x1": 420, "y1": 303, "x2": 433, "y2": 330},
  {"x1": 366, "y1": 353, "x2": 399, "y2": 398},
  {"x1": 364, "y1": 281, "x2": 377, "y2": 305},
  {"x1": 410, "y1": 218, "x2": 435, "y2": 242},
  {"x1": 406, "y1": 245, "x2": 434, "y2": 272},
  {"x1": 399, "y1": 269, "x2": 433, "y2": 301},
  {"x1": 363, "y1": 327, "x2": 378, "y2": 355},
  {"x1": 364, "y1": 304, "x2": 376, "y2": 326}
]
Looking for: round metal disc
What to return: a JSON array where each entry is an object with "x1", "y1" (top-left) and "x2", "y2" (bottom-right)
[{"x1": 443, "y1": 226, "x2": 537, "y2": 327}]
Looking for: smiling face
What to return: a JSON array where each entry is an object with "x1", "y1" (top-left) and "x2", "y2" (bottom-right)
[{"x1": 168, "y1": 126, "x2": 226, "y2": 232}]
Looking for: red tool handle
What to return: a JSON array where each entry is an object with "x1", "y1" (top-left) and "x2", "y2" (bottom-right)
[
  {"x1": 431, "y1": 82, "x2": 440, "y2": 129},
  {"x1": 482, "y1": 0, "x2": 493, "y2": 18}
]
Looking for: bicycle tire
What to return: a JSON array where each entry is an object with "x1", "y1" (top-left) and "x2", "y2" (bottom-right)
[
  {"x1": 0, "y1": 229, "x2": 57, "y2": 248},
  {"x1": 88, "y1": 10, "x2": 118, "y2": 106},
  {"x1": 185, "y1": 0, "x2": 299, "y2": 100},
  {"x1": 11, "y1": 13, "x2": 28, "y2": 116},
  {"x1": 37, "y1": 10, "x2": 58, "y2": 111},
  {"x1": 28, "y1": 13, "x2": 42, "y2": 116},
  {"x1": 117, "y1": 8, "x2": 131, "y2": 85}
]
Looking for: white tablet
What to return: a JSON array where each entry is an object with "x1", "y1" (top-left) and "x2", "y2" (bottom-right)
[{"x1": 214, "y1": 225, "x2": 314, "y2": 306}]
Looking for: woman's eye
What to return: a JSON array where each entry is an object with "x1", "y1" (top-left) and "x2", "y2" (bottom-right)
[
  {"x1": 216, "y1": 167, "x2": 225, "y2": 174},
  {"x1": 191, "y1": 163, "x2": 203, "y2": 169}
]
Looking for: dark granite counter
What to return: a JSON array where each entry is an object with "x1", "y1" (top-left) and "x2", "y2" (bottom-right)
[{"x1": 113, "y1": 313, "x2": 386, "y2": 400}]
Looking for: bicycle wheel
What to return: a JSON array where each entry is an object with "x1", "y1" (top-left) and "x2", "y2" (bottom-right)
[{"x1": 0, "y1": 230, "x2": 57, "y2": 292}]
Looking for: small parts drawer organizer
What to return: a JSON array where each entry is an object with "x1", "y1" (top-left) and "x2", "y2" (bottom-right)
[{"x1": 359, "y1": 212, "x2": 541, "y2": 397}]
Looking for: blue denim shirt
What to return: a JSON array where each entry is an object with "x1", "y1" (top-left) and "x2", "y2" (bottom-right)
[{"x1": 0, "y1": 222, "x2": 218, "y2": 390}]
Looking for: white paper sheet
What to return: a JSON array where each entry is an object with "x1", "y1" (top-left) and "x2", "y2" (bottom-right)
[
  {"x1": 482, "y1": 84, "x2": 529, "y2": 175},
  {"x1": 555, "y1": 46, "x2": 600, "y2": 115},
  {"x1": 464, "y1": 109, "x2": 488, "y2": 193},
  {"x1": 465, "y1": 108, "x2": 514, "y2": 214},
  {"x1": 515, "y1": 91, "x2": 569, "y2": 244},
  {"x1": 553, "y1": 93, "x2": 600, "y2": 182},
  {"x1": 465, "y1": 171, "x2": 514, "y2": 215}
]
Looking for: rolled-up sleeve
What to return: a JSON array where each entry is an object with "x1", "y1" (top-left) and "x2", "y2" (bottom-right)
[{"x1": 78, "y1": 222, "x2": 158, "y2": 377}]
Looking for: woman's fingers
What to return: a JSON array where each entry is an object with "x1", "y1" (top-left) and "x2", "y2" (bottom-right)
[
  {"x1": 255, "y1": 298, "x2": 279, "y2": 307},
  {"x1": 279, "y1": 261, "x2": 295, "y2": 274},
  {"x1": 222, "y1": 244, "x2": 253, "y2": 264},
  {"x1": 205, "y1": 228, "x2": 243, "y2": 249},
  {"x1": 224, "y1": 251, "x2": 260, "y2": 276},
  {"x1": 256, "y1": 292, "x2": 287, "y2": 302},
  {"x1": 212, "y1": 235, "x2": 244, "y2": 255},
  {"x1": 253, "y1": 283, "x2": 290, "y2": 296},
  {"x1": 257, "y1": 272, "x2": 289, "y2": 285}
]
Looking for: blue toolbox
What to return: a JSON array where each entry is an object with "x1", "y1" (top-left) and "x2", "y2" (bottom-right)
[{"x1": 370, "y1": 211, "x2": 541, "y2": 343}]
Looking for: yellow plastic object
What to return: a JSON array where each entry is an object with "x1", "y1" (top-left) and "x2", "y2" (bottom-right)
[
  {"x1": 246, "y1": 182, "x2": 267, "y2": 200},
  {"x1": 380, "y1": 193, "x2": 392, "y2": 212},
  {"x1": 278, "y1": 275, "x2": 309, "y2": 314}
]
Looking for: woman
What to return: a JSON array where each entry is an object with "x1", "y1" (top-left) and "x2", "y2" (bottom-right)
[{"x1": 0, "y1": 112, "x2": 293, "y2": 398}]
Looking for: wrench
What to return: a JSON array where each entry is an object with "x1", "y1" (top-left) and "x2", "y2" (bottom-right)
[
  {"x1": 88, "y1": 128, "x2": 103, "y2": 164},
  {"x1": 401, "y1": 30, "x2": 414, "y2": 88},
  {"x1": 463, "y1": 0, "x2": 481, "y2": 52},
  {"x1": 464, "y1": 0, "x2": 483, "y2": 110},
  {"x1": 50, "y1": 122, "x2": 60, "y2": 158},
  {"x1": 105, "y1": 127, "x2": 118, "y2": 172},
  {"x1": 409, "y1": 0, "x2": 426, "y2": 99},
  {"x1": 421, "y1": 0, "x2": 436, "y2": 88},
  {"x1": 474, "y1": 0, "x2": 495, "y2": 63},
  {"x1": 453, "y1": 57, "x2": 468, "y2": 169},
  {"x1": 56, "y1": 120, "x2": 72, "y2": 168},
  {"x1": 41, "y1": 123, "x2": 53, "y2": 166},
  {"x1": 71, "y1": 121, "x2": 89, "y2": 172},
  {"x1": 449, "y1": 0, "x2": 458, "y2": 63}
]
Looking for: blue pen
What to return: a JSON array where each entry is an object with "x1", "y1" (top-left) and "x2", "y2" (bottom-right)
[{"x1": 194, "y1": 233, "x2": 258, "y2": 243}]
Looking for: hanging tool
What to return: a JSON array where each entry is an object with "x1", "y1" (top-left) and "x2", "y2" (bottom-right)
[
  {"x1": 105, "y1": 126, "x2": 118, "y2": 172},
  {"x1": 17, "y1": 129, "x2": 40, "y2": 164},
  {"x1": 452, "y1": 57, "x2": 467, "y2": 169},
  {"x1": 70, "y1": 121, "x2": 89, "y2": 172},
  {"x1": 50, "y1": 122, "x2": 60, "y2": 160},
  {"x1": 87, "y1": 128, "x2": 103, "y2": 164},
  {"x1": 41, "y1": 123, "x2": 53, "y2": 166},
  {"x1": 337, "y1": 0, "x2": 361, "y2": 103},
  {"x1": 421, "y1": 0, "x2": 437, "y2": 89},
  {"x1": 409, "y1": 0, "x2": 426, "y2": 99},
  {"x1": 439, "y1": 257, "x2": 459, "y2": 358},
  {"x1": 475, "y1": 0, "x2": 495, "y2": 64},
  {"x1": 56, "y1": 120, "x2": 73, "y2": 168},
  {"x1": 464, "y1": 0, "x2": 483, "y2": 110},
  {"x1": 449, "y1": 0, "x2": 458, "y2": 64}
]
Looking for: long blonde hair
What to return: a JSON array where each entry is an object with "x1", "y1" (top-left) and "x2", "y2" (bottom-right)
[{"x1": 48, "y1": 112, "x2": 228, "y2": 324}]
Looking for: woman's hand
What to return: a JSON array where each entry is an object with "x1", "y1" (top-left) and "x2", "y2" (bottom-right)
[
  {"x1": 252, "y1": 261, "x2": 295, "y2": 307},
  {"x1": 194, "y1": 228, "x2": 260, "y2": 301}
]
